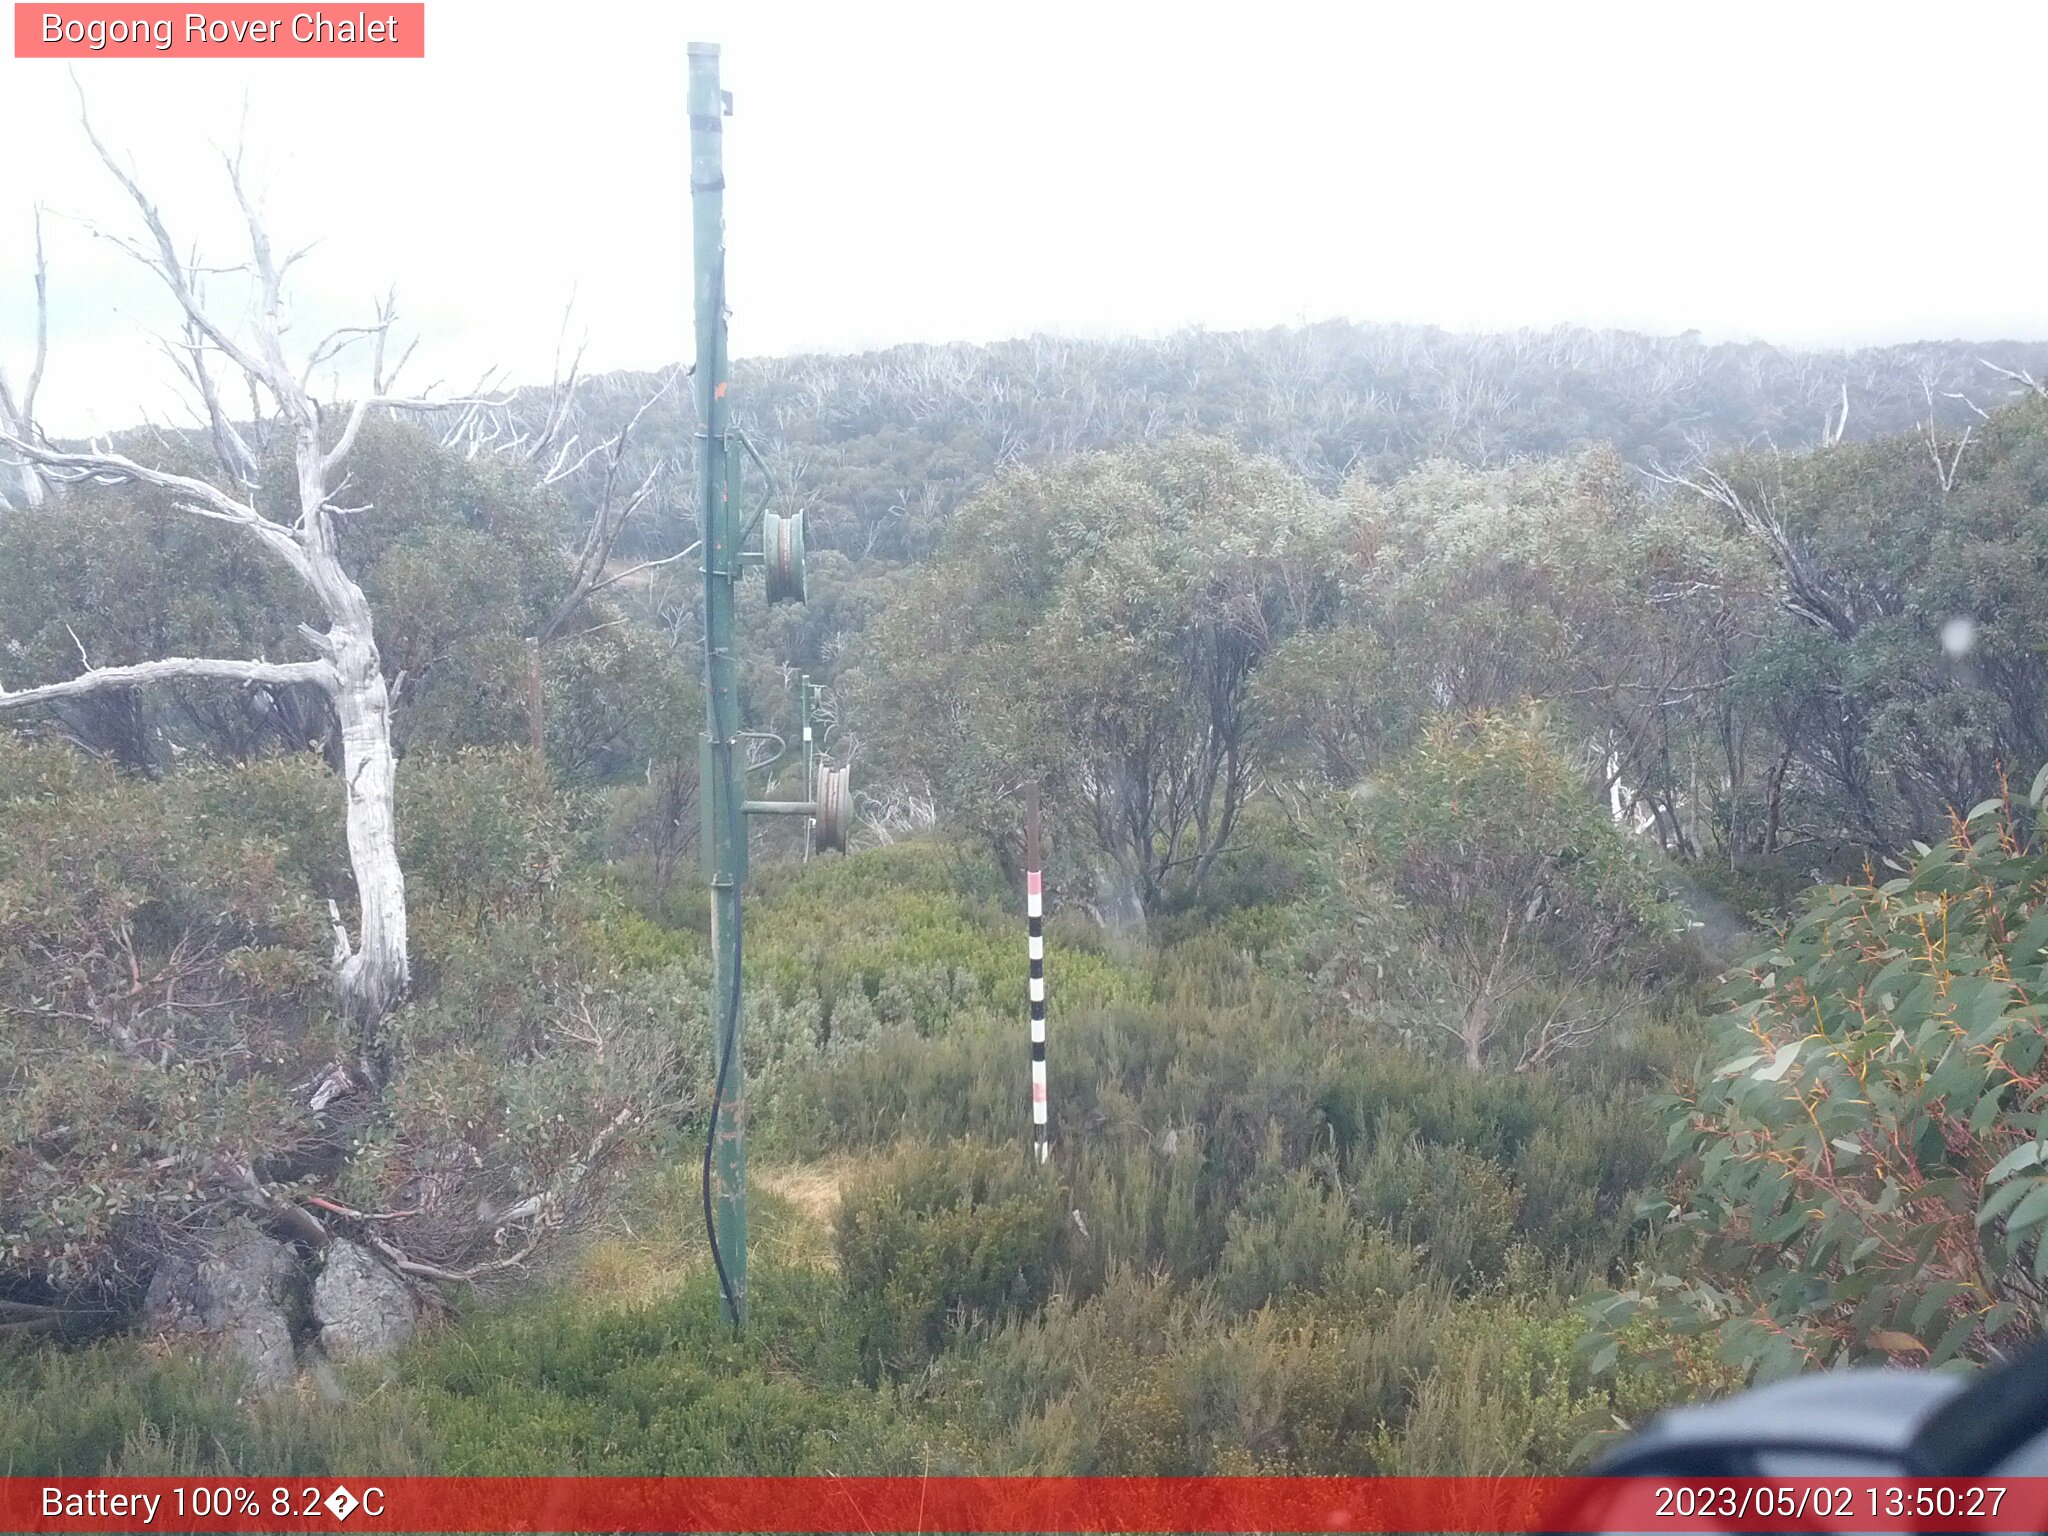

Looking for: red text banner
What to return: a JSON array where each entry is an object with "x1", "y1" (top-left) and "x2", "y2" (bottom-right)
[
  {"x1": 6, "y1": 1476, "x2": 2048, "y2": 1533},
  {"x1": 14, "y1": 5, "x2": 425, "y2": 57}
]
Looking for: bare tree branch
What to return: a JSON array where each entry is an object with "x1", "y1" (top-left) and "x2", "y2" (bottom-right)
[
  {"x1": 74, "y1": 85, "x2": 277, "y2": 396},
  {"x1": 534, "y1": 366, "x2": 685, "y2": 647},
  {"x1": 0, "y1": 656, "x2": 333, "y2": 711},
  {"x1": 0, "y1": 435, "x2": 311, "y2": 575},
  {"x1": 583, "y1": 539, "x2": 701, "y2": 600},
  {"x1": 1979, "y1": 358, "x2": 2048, "y2": 398},
  {"x1": 528, "y1": 296, "x2": 588, "y2": 471},
  {"x1": 352, "y1": 1105, "x2": 637, "y2": 1285},
  {"x1": 24, "y1": 205, "x2": 45, "y2": 424},
  {"x1": 1649, "y1": 458, "x2": 1858, "y2": 640},
  {"x1": 167, "y1": 314, "x2": 263, "y2": 487}
]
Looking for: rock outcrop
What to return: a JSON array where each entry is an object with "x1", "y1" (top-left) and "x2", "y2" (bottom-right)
[
  {"x1": 311, "y1": 1239, "x2": 417, "y2": 1361},
  {"x1": 142, "y1": 1232, "x2": 298, "y2": 1392}
]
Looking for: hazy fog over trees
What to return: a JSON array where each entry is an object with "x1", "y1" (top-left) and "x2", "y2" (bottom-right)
[{"x1": 530, "y1": 323, "x2": 2048, "y2": 567}]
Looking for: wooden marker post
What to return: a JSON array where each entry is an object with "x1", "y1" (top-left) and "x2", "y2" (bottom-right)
[{"x1": 1026, "y1": 781, "x2": 1048, "y2": 1164}]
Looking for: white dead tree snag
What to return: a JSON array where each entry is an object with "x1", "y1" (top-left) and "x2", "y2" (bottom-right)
[
  {"x1": 0, "y1": 115, "x2": 467, "y2": 1054},
  {"x1": 0, "y1": 206, "x2": 48, "y2": 510},
  {"x1": 517, "y1": 368, "x2": 684, "y2": 754},
  {"x1": 1979, "y1": 357, "x2": 2048, "y2": 400}
]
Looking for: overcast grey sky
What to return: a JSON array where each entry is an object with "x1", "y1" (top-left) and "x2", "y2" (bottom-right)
[{"x1": 3, "y1": 0, "x2": 2045, "y2": 432}]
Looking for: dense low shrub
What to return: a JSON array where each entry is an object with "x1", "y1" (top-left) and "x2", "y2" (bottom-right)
[
  {"x1": 0, "y1": 1335, "x2": 435, "y2": 1476},
  {"x1": 837, "y1": 1139, "x2": 1071, "y2": 1377},
  {"x1": 1, "y1": 739, "x2": 339, "y2": 1306},
  {"x1": 1, "y1": 735, "x2": 689, "y2": 1315},
  {"x1": 1209, "y1": 1166, "x2": 1417, "y2": 1314}
]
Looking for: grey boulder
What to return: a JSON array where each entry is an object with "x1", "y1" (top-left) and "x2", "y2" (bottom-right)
[
  {"x1": 143, "y1": 1233, "x2": 298, "y2": 1393},
  {"x1": 312, "y1": 1238, "x2": 416, "y2": 1361}
]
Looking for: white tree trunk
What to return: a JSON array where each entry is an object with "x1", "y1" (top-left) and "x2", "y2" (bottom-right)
[
  {"x1": 0, "y1": 208, "x2": 48, "y2": 512},
  {"x1": 0, "y1": 424, "x2": 46, "y2": 509},
  {"x1": 290, "y1": 445, "x2": 411, "y2": 1035},
  {"x1": 331, "y1": 627, "x2": 409, "y2": 1031}
]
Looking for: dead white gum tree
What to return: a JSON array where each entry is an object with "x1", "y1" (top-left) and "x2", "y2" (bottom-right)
[
  {"x1": 0, "y1": 114, "x2": 477, "y2": 1062},
  {"x1": 0, "y1": 206, "x2": 47, "y2": 511}
]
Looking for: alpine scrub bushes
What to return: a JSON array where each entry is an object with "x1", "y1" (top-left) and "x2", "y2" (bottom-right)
[
  {"x1": 3, "y1": 816, "x2": 1700, "y2": 1478},
  {"x1": 25, "y1": 280, "x2": 2048, "y2": 1493},
  {"x1": 1207, "y1": 1167, "x2": 1419, "y2": 1315},
  {"x1": 740, "y1": 841, "x2": 1143, "y2": 1037},
  {"x1": 1593, "y1": 775, "x2": 2048, "y2": 1378},
  {"x1": 0, "y1": 738, "x2": 343, "y2": 1308},
  {"x1": 0, "y1": 732, "x2": 697, "y2": 1322},
  {"x1": 750, "y1": 834, "x2": 1684, "y2": 1317},
  {"x1": 761, "y1": 836, "x2": 1698, "y2": 1474},
  {"x1": 0, "y1": 1255, "x2": 936, "y2": 1477},
  {"x1": 836, "y1": 1140, "x2": 1071, "y2": 1377},
  {"x1": 932, "y1": 1265, "x2": 1625, "y2": 1475}
]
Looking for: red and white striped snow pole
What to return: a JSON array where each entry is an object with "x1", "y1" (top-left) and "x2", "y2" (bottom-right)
[{"x1": 1026, "y1": 781, "x2": 1048, "y2": 1164}]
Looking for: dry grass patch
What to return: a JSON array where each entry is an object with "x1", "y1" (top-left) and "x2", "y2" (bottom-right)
[
  {"x1": 755, "y1": 1160, "x2": 859, "y2": 1226},
  {"x1": 567, "y1": 1158, "x2": 866, "y2": 1303}
]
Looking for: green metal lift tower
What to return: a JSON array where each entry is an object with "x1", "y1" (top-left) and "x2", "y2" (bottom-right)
[{"x1": 689, "y1": 41, "x2": 849, "y2": 1328}]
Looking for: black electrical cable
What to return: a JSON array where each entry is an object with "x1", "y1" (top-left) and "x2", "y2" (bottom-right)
[
  {"x1": 701, "y1": 709, "x2": 744, "y2": 1324},
  {"x1": 702, "y1": 884, "x2": 742, "y2": 1321}
]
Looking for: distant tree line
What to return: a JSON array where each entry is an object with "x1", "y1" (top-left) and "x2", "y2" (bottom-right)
[{"x1": 524, "y1": 320, "x2": 2048, "y2": 575}]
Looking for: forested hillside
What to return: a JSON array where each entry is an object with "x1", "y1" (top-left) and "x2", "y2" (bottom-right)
[
  {"x1": 535, "y1": 322, "x2": 2048, "y2": 566},
  {"x1": 508, "y1": 321, "x2": 2048, "y2": 861},
  {"x1": 10, "y1": 297, "x2": 2048, "y2": 1478}
]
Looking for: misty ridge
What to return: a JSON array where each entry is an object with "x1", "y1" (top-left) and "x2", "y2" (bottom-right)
[{"x1": 505, "y1": 319, "x2": 2048, "y2": 565}]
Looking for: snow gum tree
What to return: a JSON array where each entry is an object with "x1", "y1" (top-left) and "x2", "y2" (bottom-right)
[{"x1": 0, "y1": 119, "x2": 467, "y2": 1064}]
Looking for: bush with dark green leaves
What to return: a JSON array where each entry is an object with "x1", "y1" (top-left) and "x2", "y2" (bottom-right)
[
  {"x1": 0, "y1": 732, "x2": 691, "y2": 1313},
  {"x1": 1592, "y1": 775, "x2": 2048, "y2": 1380},
  {"x1": 836, "y1": 1139, "x2": 1071, "y2": 1377},
  {"x1": 0, "y1": 737, "x2": 339, "y2": 1306}
]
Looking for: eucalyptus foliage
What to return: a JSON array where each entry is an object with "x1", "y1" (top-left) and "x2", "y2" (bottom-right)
[
  {"x1": 1324, "y1": 712, "x2": 1676, "y2": 1070},
  {"x1": 1597, "y1": 770, "x2": 2048, "y2": 1378},
  {"x1": 866, "y1": 437, "x2": 1337, "y2": 911}
]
